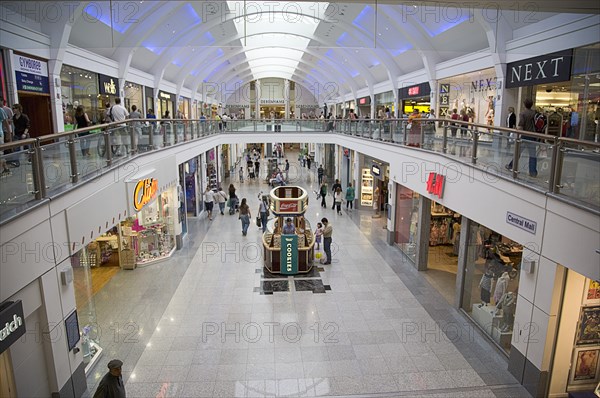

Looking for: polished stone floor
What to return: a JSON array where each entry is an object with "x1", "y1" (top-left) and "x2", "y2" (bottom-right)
[{"x1": 82, "y1": 153, "x2": 530, "y2": 397}]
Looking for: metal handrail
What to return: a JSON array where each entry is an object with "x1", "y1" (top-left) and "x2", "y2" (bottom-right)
[{"x1": 1, "y1": 117, "x2": 598, "y2": 223}]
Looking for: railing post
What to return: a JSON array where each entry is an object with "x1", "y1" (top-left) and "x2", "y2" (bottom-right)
[
  {"x1": 31, "y1": 139, "x2": 45, "y2": 199},
  {"x1": 183, "y1": 122, "x2": 188, "y2": 142},
  {"x1": 162, "y1": 123, "x2": 168, "y2": 147},
  {"x1": 442, "y1": 124, "x2": 448, "y2": 154},
  {"x1": 104, "y1": 128, "x2": 113, "y2": 167},
  {"x1": 67, "y1": 134, "x2": 79, "y2": 183},
  {"x1": 511, "y1": 138, "x2": 521, "y2": 178},
  {"x1": 471, "y1": 129, "x2": 479, "y2": 165},
  {"x1": 148, "y1": 124, "x2": 155, "y2": 149},
  {"x1": 552, "y1": 139, "x2": 565, "y2": 194},
  {"x1": 172, "y1": 122, "x2": 177, "y2": 144},
  {"x1": 129, "y1": 125, "x2": 136, "y2": 155},
  {"x1": 403, "y1": 122, "x2": 408, "y2": 145},
  {"x1": 420, "y1": 122, "x2": 425, "y2": 147}
]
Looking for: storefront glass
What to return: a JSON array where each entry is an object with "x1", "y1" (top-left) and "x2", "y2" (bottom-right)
[
  {"x1": 60, "y1": 65, "x2": 99, "y2": 128},
  {"x1": 184, "y1": 158, "x2": 199, "y2": 216},
  {"x1": 145, "y1": 87, "x2": 154, "y2": 115},
  {"x1": 395, "y1": 184, "x2": 419, "y2": 263},
  {"x1": 460, "y1": 221, "x2": 522, "y2": 353},
  {"x1": 178, "y1": 97, "x2": 190, "y2": 119},
  {"x1": 124, "y1": 81, "x2": 143, "y2": 113},
  {"x1": 120, "y1": 188, "x2": 176, "y2": 266}
]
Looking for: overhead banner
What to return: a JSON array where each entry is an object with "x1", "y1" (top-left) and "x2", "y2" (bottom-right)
[
  {"x1": 13, "y1": 54, "x2": 49, "y2": 94},
  {"x1": 506, "y1": 49, "x2": 573, "y2": 88},
  {"x1": 280, "y1": 234, "x2": 299, "y2": 275}
]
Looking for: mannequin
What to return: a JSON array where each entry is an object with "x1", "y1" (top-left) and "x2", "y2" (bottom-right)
[
  {"x1": 494, "y1": 272, "x2": 510, "y2": 303},
  {"x1": 496, "y1": 291, "x2": 516, "y2": 332},
  {"x1": 478, "y1": 271, "x2": 493, "y2": 305}
]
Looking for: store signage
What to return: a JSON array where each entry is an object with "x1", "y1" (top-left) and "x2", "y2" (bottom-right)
[
  {"x1": 506, "y1": 50, "x2": 573, "y2": 88},
  {"x1": 426, "y1": 173, "x2": 445, "y2": 199},
  {"x1": 278, "y1": 200, "x2": 299, "y2": 213},
  {"x1": 358, "y1": 96, "x2": 371, "y2": 105},
  {"x1": 260, "y1": 99, "x2": 285, "y2": 104},
  {"x1": 399, "y1": 82, "x2": 430, "y2": 99},
  {"x1": 506, "y1": 212, "x2": 537, "y2": 234},
  {"x1": 470, "y1": 77, "x2": 498, "y2": 92},
  {"x1": 298, "y1": 104, "x2": 319, "y2": 108},
  {"x1": 159, "y1": 91, "x2": 175, "y2": 101},
  {"x1": 371, "y1": 163, "x2": 382, "y2": 178},
  {"x1": 133, "y1": 178, "x2": 159, "y2": 211},
  {"x1": 14, "y1": 54, "x2": 49, "y2": 94},
  {"x1": 439, "y1": 84, "x2": 450, "y2": 106},
  {"x1": 98, "y1": 74, "x2": 118, "y2": 96},
  {"x1": 0, "y1": 301, "x2": 26, "y2": 354},
  {"x1": 280, "y1": 234, "x2": 298, "y2": 275}
]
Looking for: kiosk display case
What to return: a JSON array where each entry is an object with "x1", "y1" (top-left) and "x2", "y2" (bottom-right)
[{"x1": 262, "y1": 186, "x2": 315, "y2": 274}]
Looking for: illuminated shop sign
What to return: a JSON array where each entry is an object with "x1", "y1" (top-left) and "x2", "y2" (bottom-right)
[
  {"x1": 0, "y1": 301, "x2": 25, "y2": 354},
  {"x1": 159, "y1": 91, "x2": 175, "y2": 101},
  {"x1": 98, "y1": 74, "x2": 119, "y2": 96},
  {"x1": 358, "y1": 96, "x2": 371, "y2": 105},
  {"x1": 279, "y1": 201, "x2": 299, "y2": 213},
  {"x1": 426, "y1": 172, "x2": 445, "y2": 199},
  {"x1": 506, "y1": 49, "x2": 573, "y2": 88},
  {"x1": 399, "y1": 82, "x2": 430, "y2": 99},
  {"x1": 14, "y1": 54, "x2": 49, "y2": 94},
  {"x1": 133, "y1": 178, "x2": 159, "y2": 211}
]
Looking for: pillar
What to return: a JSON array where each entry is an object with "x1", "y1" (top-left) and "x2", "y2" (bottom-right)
[
  {"x1": 386, "y1": 181, "x2": 396, "y2": 245},
  {"x1": 455, "y1": 216, "x2": 473, "y2": 308},
  {"x1": 47, "y1": 59, "x2": 65, "y2": 133},
  {"x1": 284, "y1": 79, "x2": 290, "y2": 119},
  {"x1": 415, "y1": 195, "x2": 431, "y2": 271}
]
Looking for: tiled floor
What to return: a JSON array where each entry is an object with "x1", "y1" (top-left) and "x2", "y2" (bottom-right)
[{"x1": 82, "y1": 153, "x2": 530, "y2": 397}]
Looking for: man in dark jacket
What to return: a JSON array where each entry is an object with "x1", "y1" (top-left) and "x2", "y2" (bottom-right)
[
  {"x1": 331, "y1": 179, "x2": 341, "y2": 209},
  {"x1": 317, "y1": 165, "x2": 324, "y2": 184},
  {"x1": 93, "y1": 359, "x2": 126, "y2": 398}
]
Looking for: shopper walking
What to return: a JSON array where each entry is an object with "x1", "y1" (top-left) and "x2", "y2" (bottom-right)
[
  {"x1": 331, "y1": 179, "x2": 341, "y2": 209},
  {"x1": 12, "y1": 104, "x2": 30, "y2": 164},
  {"x1": 108, "y1": 98, "x2": 129, "y2": 155},
  {"x1": 228, "y1": 184, "x2": 238, "y2": 214},
  {"x1": 319, "y1": 181, "x2": 328, "y2": 208},
  {"x1": 239, "y1": 198, "x2": 251, "y2": 236},
  {"x1": 75, "y1": 105, "x2": 92, "y2": 156},
  {"x1": 215, "y1": 186, "x2": 228, "y2": 215},
  {"x1": 345, "y1": 183, "x2": 355, "y2": 211},
  {"x1": 93, "y1": 359, "x2": 126, "y2": 398},
  {"x1": 334, "y1": 187, "x2": 343, "y2": 215},
  {"x1": 239, "y1": 166, "x2": 244, "y2": 183},
  {"x1": 254, "y1": 159, "x2": 260, "y2": 178},
  {"x1": 285, "y1": 159, "x2": 290, "y2": 181},
  {"x1": 321, "y1": 218, "x2": 333, "y2": 264},
  {"x1": 505, "y1": 98, "x2": 539, "y2": 177},
  {"x1": 306, "y1": 156, "x2": 311, "y2": 170},
  {"x1": 258, "y1": 195, "x2": 270, "y2": 233},
  {"x1": 203, "y1": 186, "x2": 214, "y2": 220},
  {"x1": 317, "y1": 165, "x2": 324, "y2": 185}
]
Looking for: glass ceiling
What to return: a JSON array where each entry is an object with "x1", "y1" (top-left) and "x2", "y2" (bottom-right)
[{"x1": 227, "y1": 1, "x2": 328, "y2": 81}]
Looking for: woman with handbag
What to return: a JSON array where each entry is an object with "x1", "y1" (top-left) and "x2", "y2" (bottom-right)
[{"x1": 258, "y1": 195, "x2": 269, "y2": 233}]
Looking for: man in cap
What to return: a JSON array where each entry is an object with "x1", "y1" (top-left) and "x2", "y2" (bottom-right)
[{"x1": 93, "y1": 359, "x2": 126, "y2": 398}]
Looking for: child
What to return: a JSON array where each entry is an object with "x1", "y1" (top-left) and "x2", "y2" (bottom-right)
[
  {"x1": 239, "y1": 167, "x2": 244, "y2": 183},
  {"x1": 314, "y1": 222, "x2": 323, "y2": 250}
]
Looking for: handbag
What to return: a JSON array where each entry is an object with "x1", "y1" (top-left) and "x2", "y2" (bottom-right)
[{"x1": 256, "y1": 216, "x2": 262, "y2": 227}]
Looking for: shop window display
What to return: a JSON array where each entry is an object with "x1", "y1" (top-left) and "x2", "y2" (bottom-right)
[
  {"x1": 460, "y1": 221, "x2": 522, "y2": 353},
  {"x1": 119, "y1": 191, "x2": 176, "y2": 266}
]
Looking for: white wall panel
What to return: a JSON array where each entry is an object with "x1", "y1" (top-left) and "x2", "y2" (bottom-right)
[
  {"x1": 0, "y1": 220, "x2": 55, "y2": 302},
  {"x1": 518, "y1": 247, "x2": 539, "y2": 305},
  {"x1": 50, "y1": 212, "x2": 70, "y2": 265},
  {"x1": 40, "y1": 268, "x2": 62, "y2": 330},
  {"x1": 533, "y1": 258, "x2": 563, "y2": 317},
  {"x1": 512, "y1": 293, "x2": 533, "y2": 355},
  {"x1": 56, "y1": 260, "x2": 76, "y2": 320}
]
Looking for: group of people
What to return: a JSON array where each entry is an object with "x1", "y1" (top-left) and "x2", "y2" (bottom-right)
[
  {"x1": 318, "y1": 178, "x2": 356, "y2": 216},
  {"x1": 1, "y1": 99, "x2": 30, "y2": 175}
]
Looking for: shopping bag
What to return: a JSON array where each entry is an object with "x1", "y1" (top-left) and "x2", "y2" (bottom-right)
[
  {"x1": 256, "y1": 216, "x2": 262, "y2": 227},
  {"x1": 315, "y1": 252, "x2": 322, "y2": 259}
]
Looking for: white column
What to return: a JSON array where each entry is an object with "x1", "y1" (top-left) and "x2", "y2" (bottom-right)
[
  {"x1": 284, "y1": 79, "x2": 290, "y2": 119},
  {"x1": 47, "y1": 59, "x2": 65, "y2": 133},
  {"x1": 386, "y1": 180, "x2": 396, "y2": 244},
  {"x1": 254, "y1": 80, "x2": 261, "y2": 119}
]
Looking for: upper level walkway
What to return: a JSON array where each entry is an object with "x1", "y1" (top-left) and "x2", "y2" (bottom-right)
[{"x1": 1, "y1": 118, "x2": 598, "y2": 225}]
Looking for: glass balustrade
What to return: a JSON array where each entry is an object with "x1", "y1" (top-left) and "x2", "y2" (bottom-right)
[{"x1": 0, "y1": 118, "x2": 598, "y2": 222}]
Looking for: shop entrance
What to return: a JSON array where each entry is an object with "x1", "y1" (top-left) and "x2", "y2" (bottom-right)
[
  {"x1": 17, "y1": 92, "x2": 52, "y2": 136},
  {"x1": 260, "y1": 106, "x2": 284, "y2": 118},
  {"x1": 424, "y1": 201, "x2": 462, "y2": 304}
]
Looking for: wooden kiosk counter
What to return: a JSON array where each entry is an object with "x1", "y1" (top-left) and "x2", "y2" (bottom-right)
[{"x1": 262, "y1": 186, "x2": 315, "y2": 274}]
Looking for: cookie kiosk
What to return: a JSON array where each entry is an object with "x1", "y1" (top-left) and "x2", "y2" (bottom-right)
[{"x1": 262, "y1": 186, "x2": 315, "y2": 274}]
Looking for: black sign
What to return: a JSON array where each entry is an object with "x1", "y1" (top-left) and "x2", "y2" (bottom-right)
[
  {"x1": 158, "y1": 91, "x2": 176, "y2": 101},
  {"x1": 65, "y1": 310, "x2": 80, "y2": 351},
  {"x1": 399, "y1": 82, "x2": 431, "y2": 99},
  {"x1": 0, "y1": 300, "x2": 26, "y2": 354},
  {"x1": 506, "y1": 49, "x2": 573, "y2": 88},
  {"x1": 15, "y1": 72, "x2": 49, "y2": 94},
  {"x1": 98, "y1": 74, "x2": 119, "y2": 96}
]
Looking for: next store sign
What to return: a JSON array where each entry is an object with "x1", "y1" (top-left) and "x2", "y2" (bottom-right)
[{"x1": 506, "y1": 50, "x2": 573, "y2": 88}]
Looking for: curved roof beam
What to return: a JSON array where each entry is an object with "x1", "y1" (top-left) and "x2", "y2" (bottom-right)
[
  {"x1": 473, "y1": 8, "x2": 513, "y2": 77},
  {"x1": 379, "y1": 5, "x2": 442, "y2": 83},
  {"x1": 205, "y1": 41, "x2": 363, "y2": 93},
  {"x1": 175, "y1": 31, "x2": 373, "y2": 95},
  {"x1": 148, "y1": 9, "x2": 381, "y2": 90}
]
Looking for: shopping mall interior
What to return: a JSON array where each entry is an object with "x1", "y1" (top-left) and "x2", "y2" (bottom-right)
[{"x1": 0, "y1": 2, "x2": 599, "y2": 398}]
